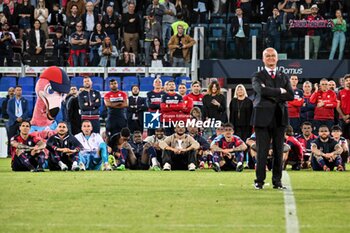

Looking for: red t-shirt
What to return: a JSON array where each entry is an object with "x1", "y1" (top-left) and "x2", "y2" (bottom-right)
[{"x1": 338, "y1": 89, "x2": 350, "y2": 115}]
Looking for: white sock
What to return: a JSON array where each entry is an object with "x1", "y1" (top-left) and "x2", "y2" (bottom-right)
[
  {"x1": 151, "y1": 158, "x2": 158, "y2": 166},
  {"x1": 73, "y1": 161, "x2": 78, "y2": 166}
]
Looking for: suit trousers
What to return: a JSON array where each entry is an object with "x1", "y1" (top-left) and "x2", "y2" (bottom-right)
[{"x1": 254, "y1": 118, "x2": 286, "y2": 185}]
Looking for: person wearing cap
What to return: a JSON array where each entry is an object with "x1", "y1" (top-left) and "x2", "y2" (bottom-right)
[
  {"x1": 306, "y1": 4, "x2": 324, "y2": 59},
  {"x1": 0, "y1": 22, "x2": 16, "y2": 66}
]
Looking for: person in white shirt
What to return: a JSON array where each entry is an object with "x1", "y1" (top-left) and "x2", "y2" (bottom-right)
[{"x1": 75, "y1": 120, "x2": 112, "y2": 171}]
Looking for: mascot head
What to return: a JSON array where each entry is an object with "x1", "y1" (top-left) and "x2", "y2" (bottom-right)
[
  {"x1": 37, "y1": 66, "x2": 70, "y2": 120},
  {"x1": 31, "y1": 67, "x2": 70, "y2": 129}
]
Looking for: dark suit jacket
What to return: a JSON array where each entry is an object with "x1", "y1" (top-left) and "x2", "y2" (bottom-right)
[
  {"x1": 250, "y1": 69, "x2": 294, "y2": 127},
  {"x1": 6, "y1": 97, "x2": 29, "y2": 127},
  {"x1": 231, "y1": 16, "x2": 250, "y2": 38},
  {"x1": 82, "y1": 12, "x2": 99, "y2": 32},
  {"x1": 27, "y1": 29, "x2": 46, "y2": 55},
  {"x1": 127, "y1": 96, "x2": 148, "y2": 122}
]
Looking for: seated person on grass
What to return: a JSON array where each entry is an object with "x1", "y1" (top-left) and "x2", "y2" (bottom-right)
[
  {"x1": 159, "y1": 124, "x2": 200, "y2": 171},
  {"x1": 330, "y1": 125, "x2": 349, "y2": 170},
  {"x1": 10, "y1": 120, "x2": 46, "y2": 172},
  {"x1": 284, "y1": 125, "x2": 303, "y2": 170},
  {"x1": 210, "y1": 123, "x2": 247, "y2": 172},
  {"x1": 187, "y1": 126, "x2": 212, "y2": 169},
  {"x1": 141, "y1": 127, "x2": 167, "y2": 171},
  {"x1": 75, "y1": 120, "x2": 112, "y2": 171},
  {"x1": 46, "y1": 122, "x2": 82, "y2": 171},
  {"x1": 108, "y1": 128, "x2": 137, "y2": 170},
  {"x1": 311, "y1": 125, "x2": 344, "y2": 171}
]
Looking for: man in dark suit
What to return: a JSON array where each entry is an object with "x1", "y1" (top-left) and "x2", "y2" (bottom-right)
[
  {"x1": 128, "y1": 85, "x2": 147, "y2": 133},
  {"x1": 6, "y1": 86, "x2": 29, "y2": 156},
  {"x1": 251, "y1": 47, "x2": 294, "y2": 190},
  {"x1": 230, "y1": 7, "x2": 250, "y2": 59}
]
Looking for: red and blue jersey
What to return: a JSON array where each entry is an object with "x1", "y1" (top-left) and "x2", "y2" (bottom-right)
[
  {"x1": 214, "y1": 134, "x2": 244, "y2": 150},
  {"x1": 10, "y1": 134, "x2": 41, "y2": 160},
  {"x1": 288, "y1": 88, "x2": 304, "y2": 118},
  {"x1": 186, "y1": 93, "x2": 204, "y2": 109},
  {"x1": 147, "y1": 90, "x2": 166, "y2": 112},
  {"x1": 296, "y1": 133, "x2": 317, "y2": 159},
  {"x1": 286, "y1": 135, "x2": 303, "y2": 161},
  {"x1": 337, "y1": 89, "x2": 350, "y2": 115}
]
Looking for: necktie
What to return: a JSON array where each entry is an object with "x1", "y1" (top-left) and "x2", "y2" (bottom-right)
[{"x1": 270, "y1": 70, "x2": 275, "y2": 79}]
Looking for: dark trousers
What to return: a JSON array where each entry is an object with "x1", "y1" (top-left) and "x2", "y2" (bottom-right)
[
  {"x1": 89, "y1": 119, "x2": 100, "y2": 134},
  {"x1": 162, "y1": 149, "x2": 196, "y2": 170},
  {"x1": 235, "y1": 37, "x2": 248, "y2": 59},
  {"x1": 12, "y1": 152, "x2": 45, "y2": 171},
  {"x1": 127, "y1": 118, "x2": 143, "y2": 134},
  {"x1": 8, "y1": 122, "x2": 21, "y2": 155},
  {"x1": 254, "y1": 124, "x2": 286, "y2": 185},
  {"x1": 106, "y1": 116, "x2": 127, "y2": 137},
  {"x1": 48, "y1": 152, "x2": 79, "y2": 171},
  {"x1": 0, "y1": 50, "x2": 14, "y2": 66},
  {"x1": 31, "y1": 54, "x2": 44, "y2": 66},
  {"x1": 290, "y1": 117, "x2": 301, "y2": 135}
]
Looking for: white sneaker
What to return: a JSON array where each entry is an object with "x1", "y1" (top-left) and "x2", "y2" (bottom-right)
[
  {"x1": 71, "y1": 161, "x2": 79, "y2": 171},
  {"x1": 236, "y1": 162, "x2": 243, "y2": 172},
  {"x1": 58, "y1": 161, "x2": 68, "y2": 171},
  {"x1": 79, "y1": 162, "x2": 86, "y2": 171},
  {"x1": 163, "y1": 162, "x2": 171, "y2": 171},
  {"x1": 103, "y1": 163, "x2": 112, "y2": 171},
  {"x1": 188, "y1": 163, "x2": 196, "y2": 171}
]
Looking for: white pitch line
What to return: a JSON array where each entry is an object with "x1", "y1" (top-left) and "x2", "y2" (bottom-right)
[{"x1": 282, "y1": 171, "x2": 300, "y2": 233}]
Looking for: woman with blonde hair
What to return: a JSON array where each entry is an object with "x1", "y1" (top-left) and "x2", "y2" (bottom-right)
[
  {"x1": 34, "y1": 0, "x2": 48, "y2": 38},
  {"x1": 229, "y1": 84, "x2": 253, "y2": 141}
]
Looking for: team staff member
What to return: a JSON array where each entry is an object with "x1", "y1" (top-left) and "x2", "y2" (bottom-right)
[
  {"x1": 309, "y1": 78, "x2": 337, "y2": 132},
  {"x1": 127, "y1": 85, "x2": 147, "y2": 133},
  {"x1": 160, "y1": 80, "x2": 184, "y2": 135},
  {"x1": 10, "y1": 121, "x2": 46, "y2": 172},
  {"x1": 46, "y1": 122, "x2": 82, "y2": 171},
  {"x1": 104, "y1": 79, "x2": 128, "y2": 137},
  {"x1": 337, "y1": 74, "x2": 350, "y2": 140},
  {"x1": 147, "y1": 78, "x2": 166, "y2": 135},
  {"x1": 251, "y1": 47, "x2": 294, "y2": 190},
  {"x1": 186, "y1": 81, "x2": 204, "y2": 114},
  {"x1": 78, "y1": 76, "x2": 101, "y2": 133},
  {"x1": 287, "y1": 75, "x2": 304, "y2": 135}
]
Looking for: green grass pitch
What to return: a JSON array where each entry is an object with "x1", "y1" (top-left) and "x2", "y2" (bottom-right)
[{"x1": 0, "y1": 158, "x2": 349, "y2": 233}]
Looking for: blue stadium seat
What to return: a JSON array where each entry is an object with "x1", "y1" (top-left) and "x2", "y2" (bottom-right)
[
  {"x1": 208, "y1": 37, "x2": 226, "y2": 59},
  {"x1": 0, "y1": 97, "x2": 4, "y2": 118},
  {"x1": 122, "y1": 76, "x2": 139, "y2": 91},
  {"x1": 160, "y1": 76, "x2": 173, "y2": 85},
  {"x1": 0, "y1": 76, "x2": 17, "y2": 91},
  {"x1": 70, "y1": 76, "x2": 84, "y2": 89},
  {"x1": 91, "y1": 76, "x2": 103, "y2": 91},
  {"x1": 104, "y1": 77, "x2": 121, "y2": 91},
  {"x1": 139, "y1": 76, "x2": 154, "y2": 92},
  {"x1": 210, "y1": 13, "x2": 226, "y2": 24},
  {"x1": 249, "y1": 23, "x2": 262, "y2": 38},
  {"x1": 209, "y1": 24, "x2": 226, "y2": 38},
  {"x1": 18, "y1": 76, "x2": 35, "y2": 94},
  {"x1": 175, "y1": 76, "x2": 191, "y2": 89}
]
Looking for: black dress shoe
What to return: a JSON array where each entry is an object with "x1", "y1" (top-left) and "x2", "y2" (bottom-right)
[
  {"x1": 254, "y1": 183, "x2": 264, "y2": 190},
  {"x1": 273, "y1": 183, "x2": 286, "y2": 190}
]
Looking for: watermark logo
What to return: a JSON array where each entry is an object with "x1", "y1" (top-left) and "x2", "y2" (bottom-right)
[
  {"x1": 143, "y1": 111, "x2": 222, "y2": 129},
  {"x1": 144, "y1": 111, "x2": 161, "y2": 129}
]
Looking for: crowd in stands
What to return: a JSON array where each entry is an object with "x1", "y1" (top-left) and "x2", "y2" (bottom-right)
[
  {"x1": 1, "y1": 0, "x2": 350, "y2": 66},
  {"x1": 2, "y1": 74, "x2": 350, "y2": 172}
]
